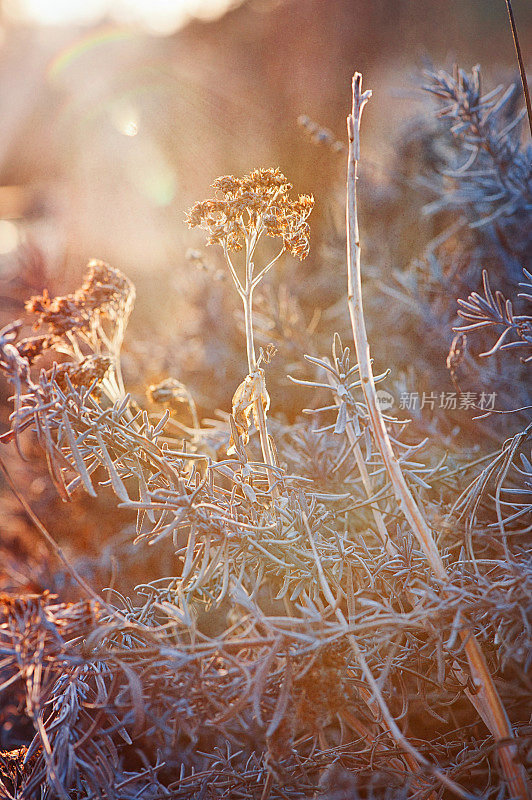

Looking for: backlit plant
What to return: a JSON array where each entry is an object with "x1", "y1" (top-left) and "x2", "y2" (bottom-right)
[
  {"x1": 0, "y1": 74, "x2": 530, "y2": 800},
  {"x1": 186, "y1": 168, "x2": 313, "y2": 491}
]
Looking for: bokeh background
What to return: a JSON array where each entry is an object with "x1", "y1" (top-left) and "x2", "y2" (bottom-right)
[
  {"x1": 0, "y1": 0, "x2": 530, "y2": 597},
  {"x1": 0, "y1": 0, "x2": 530, "y2": 281}
]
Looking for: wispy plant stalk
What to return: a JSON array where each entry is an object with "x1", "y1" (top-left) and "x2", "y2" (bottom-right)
[
  {"x1": 345, "y1": 71, "x2": 530, "y2": 800},
  {"x1": 505, "y1": 0, "x2": 532, "y2": 136}
]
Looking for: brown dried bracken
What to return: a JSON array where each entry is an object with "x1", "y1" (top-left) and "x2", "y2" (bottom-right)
[{"x1": 185, "y1": 168, "x2": 314, "y2": 259}]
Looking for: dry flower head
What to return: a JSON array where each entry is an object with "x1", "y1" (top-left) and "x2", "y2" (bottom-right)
[
  {"x1": 185, "y1": 168, "x2": 314, "y2": 260},
  {"x1": 25, "y1": 259, "x2": 135, "y2": 342},
  {"x1": 52, "y1": 355, "x2": 112, "y2": 392}
]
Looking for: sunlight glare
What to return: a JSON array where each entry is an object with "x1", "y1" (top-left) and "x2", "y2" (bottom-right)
[
  {"x1": 7, "y1": 0, "x2": 234, "y2": 33},
  {"x1": 109, "y1": 99, "x2": 140, "y2": 137},
  {"x1": 6, "y1": 0, "x2": 109, "y2": 26},
  {"x1": 0, "y1": 220, "x2": 20, "y2": 255}
]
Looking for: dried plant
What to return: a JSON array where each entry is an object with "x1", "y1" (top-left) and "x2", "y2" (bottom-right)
[
  {"x1": 186, "y1": 168, "x2": 314, "y2": 491},
  {"x1": 455, "y1": 267, "x2": 532, "y2": 361},
  {"x1": 450, "y1": 266, "x2": 531, "y2": 566},
  {"x1": 0, "y1": 73, "x2": 530, "y2": 800},
  {"x1": 422, "y1": 65, "x2": 531, "y2": 231}
]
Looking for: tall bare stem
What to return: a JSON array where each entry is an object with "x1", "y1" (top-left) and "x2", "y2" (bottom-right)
[
  {"x1": 346, "y1": 71, "x2": 530, "y2": 800},
  {"x1": 242, "y1": 285, "x2": 257, "y2": 373},
  {"x1": 225, "y1": 237, "x2": 279, "y2": 496}
]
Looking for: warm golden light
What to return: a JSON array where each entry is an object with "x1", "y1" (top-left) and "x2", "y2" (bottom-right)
[
  {"x1": 0, "y1": 220, "x2": 20, "y2": 255},
  {"x1": 6, "y1": 0, "x2": 235, "y2": 33}
]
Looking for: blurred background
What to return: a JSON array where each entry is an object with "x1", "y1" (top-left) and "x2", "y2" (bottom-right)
[
  {"x1": 0, "y1": 0, "x2": 530, "y2": 595},
  {"x1": 0, "y1": 0, "x2": 530, "y2": 376},
  {"x1": 0, "y1": 0, "x2": 529, "y2": 278}
]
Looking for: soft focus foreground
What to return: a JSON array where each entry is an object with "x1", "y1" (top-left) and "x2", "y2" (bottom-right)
[{"x1": 0, "y1": 2, "x2": 531, "y2": 799}]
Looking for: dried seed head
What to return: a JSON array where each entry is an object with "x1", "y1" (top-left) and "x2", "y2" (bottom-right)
[
  {"x1": 80, "y1": 259, "x2": 135, "y2": 322},
  {"x1": 185, "y1": 168, "x2": 314, "y2": 260},
  {"x1": 52, "y1": 355, "x2": 112, "y2": 391},
  {"x1": 15, "y1": 334, "x2": 56, "y2": 364},
  {"x1": 147, "y1": 377, "x2": 191, "y2": 409},
  {"x1": 26, "y1": 260, "x2": 135, "y2": 338},
  {"x1": 25, "y1": 288, "x2": 86, "y2": 336}
]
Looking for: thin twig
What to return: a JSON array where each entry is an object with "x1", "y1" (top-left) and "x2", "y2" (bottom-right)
[
  {"x1": 345, "y1": 71, "x2": 530, "y2": 800},
  {"x1": 505, "y1": 0, "x2": 532, "y2": 136},
  {"x1": 0, "y1": 453, "x2": 128, "y2": 624}
]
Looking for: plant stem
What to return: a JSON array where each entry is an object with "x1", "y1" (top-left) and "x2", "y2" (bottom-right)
[
  {"x1": 505, "y1": 0, "x2": 532, "y2": 137},
  {"x1": 235, "y1": 234, "x2": 279, "y2": 497},
  {"x1": 346, "y1": 71, "x2": 530, "y2": 800},
  {"x1": 253, "y1": 392, "x2": 278, "y2": 497},
  {"x1": 0, "y1": 455, "x2": 128, "y2": 623},
  {"x1": 346, "y1": 75, "x2": 444, "y2": 574},
  {"x1": 301, "y1": 505, "x2": 466, "y2": 800},
  {"x1": 243, "y1": 286, "x2": 256, "y2": 373},
  {"x1": 325, "y1": 369, "x2": 397, "y2": 556}
]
